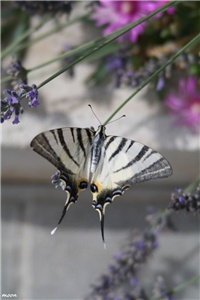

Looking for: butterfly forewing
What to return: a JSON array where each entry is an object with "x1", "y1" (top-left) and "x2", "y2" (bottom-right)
[
  {"x1": 31, "y1": 127, "x2": 94, "y2": 178},
  {"x1": 105, "y1": 136, "x2": 172, "y2": 185}
]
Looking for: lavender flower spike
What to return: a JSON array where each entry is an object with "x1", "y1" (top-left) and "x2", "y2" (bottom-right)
[
  {"x1": 1, "y1": 84, "x2": 39, "y2": 125},
  {"x1": 169, "y1": 185, "x2": 200, "y2": 213}
]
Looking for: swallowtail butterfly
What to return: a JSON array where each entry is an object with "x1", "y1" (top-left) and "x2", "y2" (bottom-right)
[{"x1": 31, "y1": 124, "x2": 172, "y2": 245}]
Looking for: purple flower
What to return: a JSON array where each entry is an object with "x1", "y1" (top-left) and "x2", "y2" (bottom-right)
[
  {"x1": 164, "y1": 77, "x2": 200, "y2": 132},
  {"x1": 169, "y1": 185, "x2": 200, "y2": 212},
  {"x1": 92, "y1": 1, "x2": 174, "y2": 43},
  {"x1": 1, "y1": 84, "x2": 39, "y2": 125},
  {"x1": 87, "y1": 209, "x2": 169, "y2": 300},
  {"x1": 12, "y1": 114, "x2": 20, "y2": 125},
  {"x1": 136, "y1": 241, "x2": 145, "y2": 250},
  {"x1": 20, "y1": 84, "x2": 39, "y2": 107},
  {"x1": 156, "y1": 74, "x2": 165, "y2": 91},
  {"x1": 1, "y1": 89, "x2": 23, "y2": 124},
  {"x1": 105, "y1": 56, "x2": 123, "y2": 72},
  {"x1": 51, "y1": 170, "x2": 67, "y2": 191}
]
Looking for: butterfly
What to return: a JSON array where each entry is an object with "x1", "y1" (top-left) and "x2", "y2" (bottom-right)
[{"x1": 30, "y1": 124, "x2": 172, "y2": 245}]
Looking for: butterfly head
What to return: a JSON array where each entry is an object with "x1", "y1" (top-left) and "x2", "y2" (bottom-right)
[{"x1": 95, "y1": 124, "x2": 106, "y2": 137}]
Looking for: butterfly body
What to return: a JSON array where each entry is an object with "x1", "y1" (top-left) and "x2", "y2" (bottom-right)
[
  {"x1": 31, "y1": 124, "x2": 172, "y2": 243},
  {"x1": 91, "y1": 125, "x2": 106, "y2": 173}
]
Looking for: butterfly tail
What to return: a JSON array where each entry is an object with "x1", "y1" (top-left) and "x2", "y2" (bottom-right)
[
  {"x1": 92, "y1": 201, "x2": 107, "y2": 248},
  {"x1": 100, "y1": 213, "x2": 106, "y2": 249},
  {"x1": 51, "y1": 193, "x2": 76, "y2": 235}
]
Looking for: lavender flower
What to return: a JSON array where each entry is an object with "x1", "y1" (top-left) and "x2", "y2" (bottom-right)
[
  {"x1": 92, "y1": 1, "x2": 174, "y2": 43},
  {"x1": 164, "y1": 76, "x2": 200, "y2": 132},
  {"x1": 20, "y1": 84, "x2": 39, "y2": 108},
  {"x1": 105, "y1": 50, "x2": 198, "y2": 90},
  {"x1": 1, "y1": 84, "x2": 39, "y2": 124},
  {"x1": 87, "y1": 210, "x2": 168, "y2": 300},
  {"x1": 1, "y1": 89, "x2": 23, "y2": 124},
  {"x1": 156, "y1": 74, "x2": 165, "y2": 91},
  {"x1": 169, "y1": 185, "x2": 200, "y2": 213},
  {"x1": 51, "y1": 170, "x2": 66, "y2": 191},
  {"x1": 6, "y1": 59, "x2": 28, "y2": 89}
]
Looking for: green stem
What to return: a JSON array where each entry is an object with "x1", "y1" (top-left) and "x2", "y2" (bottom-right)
[
  {"x1": 1, "y1": 14, "x2": 51, "y2": 59},
  {"x1": 184, "y1": 175, "x2": 200, "y2": 193},
  {"x1": 37, "y1": 1, "x2": 177, "y2": 88},
  {"x1": 173, "y1": 274, "x2": 200, "y2": 294},
  {"x1": 103, "y1": 33, "x2": 200, "y2": 125},
  {"x1": 150, "y1": 274, "x2": 200, "y2": 300}
]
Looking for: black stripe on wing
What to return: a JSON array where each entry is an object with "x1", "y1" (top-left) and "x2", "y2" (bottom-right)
[
  {"x1": 77, "y1": 128, "x2": 87, "y2": 158},
  {"x1": 105, "y1": 136, "x2": 117, "y2": 150},
  {"x1": 108, "y1": 138, "x2": 127, "y2": 162},
  {"x1": 114, "y1": 145, "x2": 149, "y2": 172},
  {"x1": 86, "y1": 128, "x2": 94, "y2": 145},
  {"x1": 57, "y1": 129, "x2": 79, "y2": 167},
  {"x1": 125, "y1": 140, "x2": 134, "y2": 153},
  {"x1": 31, "y1": 133, "x2": 73, "y2": 175},
  {"x1": 70, "y1": 128, "x2": 75, "y2": 143},
  {"x1": 50, "y1": 130, "x2": 59, "y2": 144},
  {"x1": 143, "y1": 149, "x2": 156, "y2": 161}
]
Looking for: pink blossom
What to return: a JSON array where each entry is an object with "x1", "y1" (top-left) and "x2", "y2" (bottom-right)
[
  {"x1": 92, "y1": 1, "x2": 174, "y2": 43},
  {"x1": 164, "y1": 77, "x2": 200, "y2": 132}
]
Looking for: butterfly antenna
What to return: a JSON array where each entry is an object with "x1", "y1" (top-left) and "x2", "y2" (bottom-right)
[
  {"x1": 107, "y1": 114, "x2": 126, "y2": 125},
  {"x1": 88, "y1": 104, "x2": 102, "y2": 125}
]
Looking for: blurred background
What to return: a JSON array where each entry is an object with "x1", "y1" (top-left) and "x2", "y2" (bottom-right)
[{"x1": 1, "y1": 1, "x2": 200, "y2": 299}]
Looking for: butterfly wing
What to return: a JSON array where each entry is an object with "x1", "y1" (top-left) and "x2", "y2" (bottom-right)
[
  {"x1": 30, "y1": 127, "x2": 95, "y2": 232},
  {"x1": 91, "y1": 135, "x2": 172, "y2": 242}
]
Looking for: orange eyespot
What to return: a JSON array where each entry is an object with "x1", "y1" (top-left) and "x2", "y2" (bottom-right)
[{"x1": 90, "y1": 181, "x2": 102, "y2": 193}]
